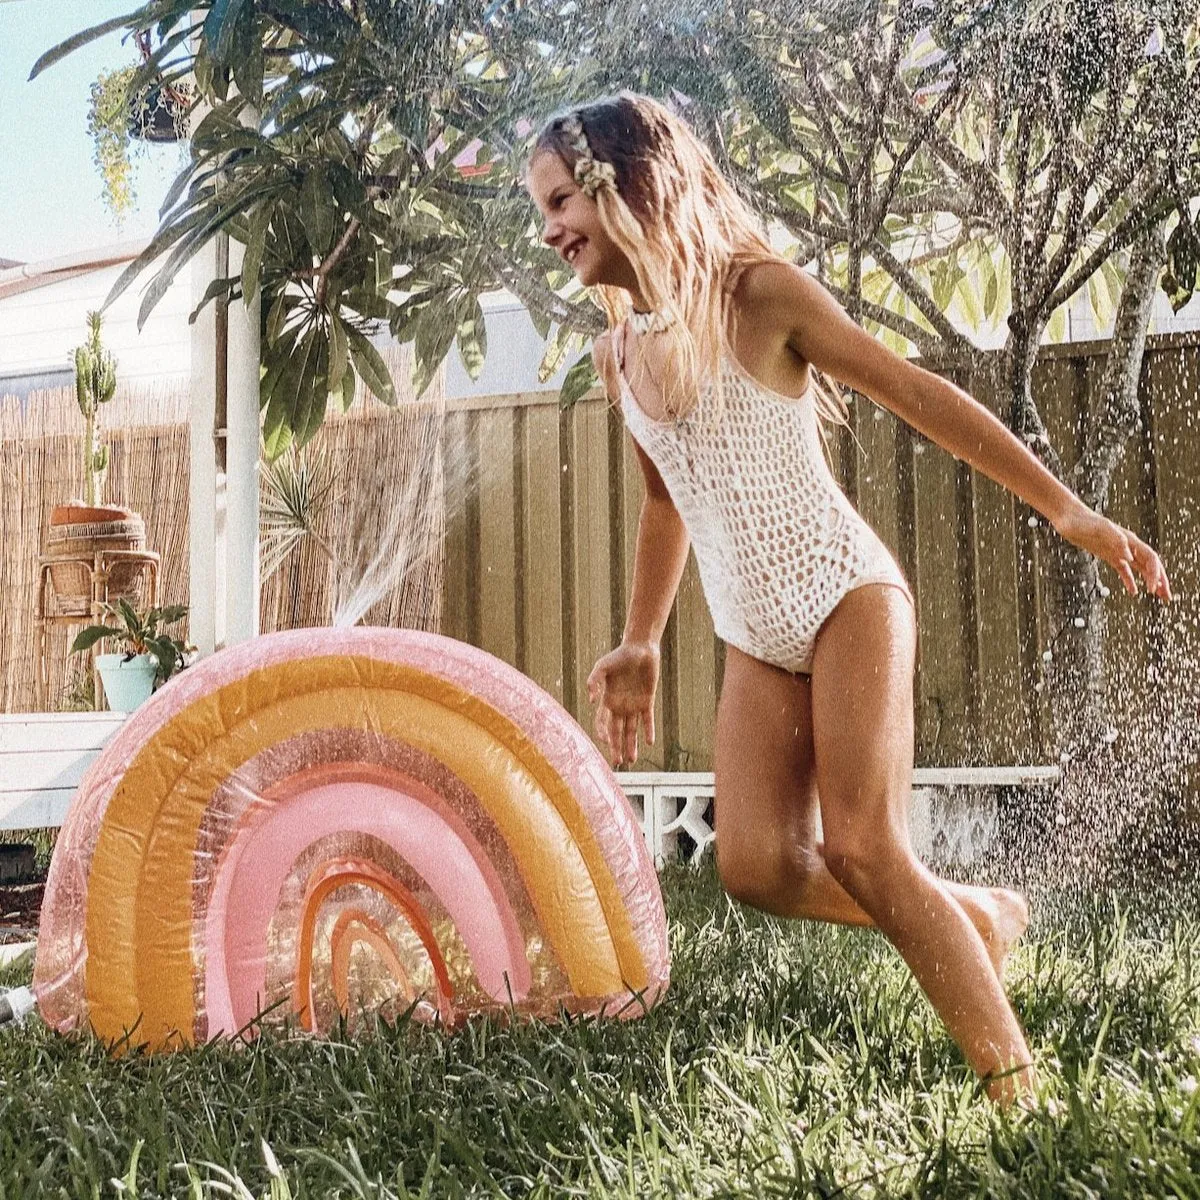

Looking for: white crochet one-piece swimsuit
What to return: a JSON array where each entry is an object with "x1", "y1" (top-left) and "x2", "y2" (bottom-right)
[{"x1": 616, "y1": 321, "x2": 912, "y2": 675}]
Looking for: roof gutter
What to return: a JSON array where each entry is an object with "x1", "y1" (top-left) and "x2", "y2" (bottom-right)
[{"x1": 0, "y1": 238, "x2": 151, "y2": 302}]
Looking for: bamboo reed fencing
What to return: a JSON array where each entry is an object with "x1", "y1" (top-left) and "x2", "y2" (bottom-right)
[{"x1": 0, "y1": 347, "x2": 445, "y2": 712}]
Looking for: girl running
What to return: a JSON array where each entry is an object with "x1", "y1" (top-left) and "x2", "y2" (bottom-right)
[{"x1": 524, "y1": 92, "x2": 1170, "y2": 1104}]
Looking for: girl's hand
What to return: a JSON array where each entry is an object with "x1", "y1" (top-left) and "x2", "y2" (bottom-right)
[
  {"x1": 586, "y1": 642, "x2": 660, "y2": 767},
  {"x1": 1054, "y1": 503, "x2": 1172, "y2": 602}
]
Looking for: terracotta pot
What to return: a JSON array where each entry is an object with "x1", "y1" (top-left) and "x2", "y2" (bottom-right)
[{"x1": 45, "y1": 502, "x2": 148, "y2": 617}]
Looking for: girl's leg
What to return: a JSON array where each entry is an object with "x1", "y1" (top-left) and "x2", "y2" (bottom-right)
[
  {"x1": 809, "y1": 584, "x2": 1032, "y2": 1102},
  {"x1": 713, "y1": 647, "x2": 1028, "y2": 976}
]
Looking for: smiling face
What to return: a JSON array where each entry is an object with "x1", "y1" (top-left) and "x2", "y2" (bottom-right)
[{"x1": 526, "y1": 150, "x2": 636, "y2": 291}]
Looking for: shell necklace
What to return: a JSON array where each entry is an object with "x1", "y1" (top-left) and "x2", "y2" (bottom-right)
[{"x1": 628, "y1": 307, "x2": 675, "y2": 335}]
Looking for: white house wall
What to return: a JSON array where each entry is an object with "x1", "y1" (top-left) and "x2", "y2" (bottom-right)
[
  {"x1": 4, "y1": 260, "x2": 1196, "y2": 408},
  {"x1": 441, "y1": 291, "x2": 573, "y2": 400},
  {"x1": 0, "y1": 260, "x2": 193, "y2": 392}
]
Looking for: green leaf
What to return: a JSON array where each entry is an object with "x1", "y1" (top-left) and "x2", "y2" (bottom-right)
[
  {"x1": 265, "y1": 292, "x2": 289, "y2": 343},
  {"x1": 70, "y1": 626, "x2": 120, "y2": 654},
  {"x1": 1047, "y1": 305, "x2": 1067, "y2": 342},
  {"x1": 558, "y1": 353, "x2": 599, "y2": 409},
  {"x1": 413, "y1": 303, "x2": 459, "y2": 399},
  {"x1": 116, "y1": 596, "x2": 141, "y2": 634},
  {"x1": 294, "y1": 336, "x2": 330, "y2": 449},
  {"x1": 456, "y1": 298, "x2": 487, "y2": 381},
  {"x1": 373, "y1": 243, "x2": 394, "y2": 298},
  {"x1": 528, "y1": 305, "x2": 552, "y2": 341},
  {"x1": 538, "y1": 324, "x2": 580, "y2": 384},
  {"x1": 241, "y1": 201, "x2": 275, "y2": 305},
  {"x1": 260, "y1": 322, "x2": 302, "y2": 410},
  {"x1": 263, "y1": 325, "x2": 318, "y2": 459},
  {"x1": 346, "y1": 327, "x2": 397, "y2": 406},
  {"x1": 204, "y1": 0, "x2": 249, "y2": 66},
  {"x1": 327, "y1": 311, "x2": 349, "y2": 393},
  {"x1": 339, "y1": 365, "x2": 357, "y2": 414},
  {"x1": 984, "y1": 272, "x2": 999, "y2": 318},
  {"x1": 188, "y1": 276, "x2": 237, "y2": 325},
  {"x1": 147, "y1": 638, "x2": 180, "y2": 681},
  {"x1": 29, "y1": 8, "x2": 151, "y2": 80},
  {"x1": 300, "y1": 168, "x2": 336, "y2": 255},
  {"x1": 230, "y1": 6, "x2": 264, "y2": 106}
]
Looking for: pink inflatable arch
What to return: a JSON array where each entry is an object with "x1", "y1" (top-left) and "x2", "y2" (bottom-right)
[{"x1": 33, "y1": 629, "x2": 670, "y2": 1049}]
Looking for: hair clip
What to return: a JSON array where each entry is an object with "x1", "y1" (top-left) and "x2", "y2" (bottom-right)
[{"x1": 563, "y1": 113, "x2": 617, "y2": 198}]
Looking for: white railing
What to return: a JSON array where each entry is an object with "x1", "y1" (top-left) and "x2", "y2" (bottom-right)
[
  {"x1": 619, "y1": 766, "x2": 1062, "y2": 868},
  {"x1": 0, "y1": 715, "x2": 1059, "y2": 869}
]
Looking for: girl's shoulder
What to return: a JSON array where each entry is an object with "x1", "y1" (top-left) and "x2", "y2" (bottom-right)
[{"x1": 726, "y1": 257, "x2": 806, "y2": 317}]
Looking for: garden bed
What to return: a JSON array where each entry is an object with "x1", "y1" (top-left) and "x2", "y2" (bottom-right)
[{"x1": 0, "y1": 879, "x2": 42, "y2": 943}]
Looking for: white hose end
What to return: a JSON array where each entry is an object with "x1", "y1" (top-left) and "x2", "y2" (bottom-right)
[{"x1": 0, "y1": 986, "x2": 36, "y2": 1026}]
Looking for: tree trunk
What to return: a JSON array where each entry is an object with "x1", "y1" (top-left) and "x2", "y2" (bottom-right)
[
  {"x1": 1006, "y1": 315, "x2": 1105, "y2": 758},
  {"x1": 1007, "y1": 221, "x2": 1168, "y2": 764},
  {"x1": 1075, "y1": 220, "x2": 1169, "y2": 514}
]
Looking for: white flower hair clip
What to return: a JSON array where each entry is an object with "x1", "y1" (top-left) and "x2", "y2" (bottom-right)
[{"x1": 563, "y1": 113, "x2": 617, "y2": 198}]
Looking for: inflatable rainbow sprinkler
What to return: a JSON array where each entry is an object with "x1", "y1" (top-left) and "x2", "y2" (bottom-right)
[{"x1": 27, "y1": 630, "x2": 669, "y2": 1050}]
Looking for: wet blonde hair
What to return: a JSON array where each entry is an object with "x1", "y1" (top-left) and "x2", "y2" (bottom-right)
[{"x1": 531, "y1": 91, "x2": 847, "y2": 425}]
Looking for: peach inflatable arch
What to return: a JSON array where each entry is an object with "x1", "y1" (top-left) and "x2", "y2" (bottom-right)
[{"x1": 33, "y1": 629, "x2": 670, "y2": 1049}]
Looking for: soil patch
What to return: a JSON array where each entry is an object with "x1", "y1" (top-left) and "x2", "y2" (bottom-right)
[{"x1": 0, "y1": 879, "x2": 43, "y2": 943}]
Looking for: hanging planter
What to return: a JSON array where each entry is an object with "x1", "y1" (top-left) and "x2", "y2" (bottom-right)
[{"x1": 127, "y1": 80, "x2": 189, "y2": 143}]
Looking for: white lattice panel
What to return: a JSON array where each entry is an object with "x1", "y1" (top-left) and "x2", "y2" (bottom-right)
[{"x1": 619, "y1": 769, "x2": 1055, "y2": 870}]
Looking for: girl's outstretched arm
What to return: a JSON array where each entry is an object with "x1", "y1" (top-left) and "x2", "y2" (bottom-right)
[{"x1": 764, "y1": 262, "x2": 1171, "y2": 602}]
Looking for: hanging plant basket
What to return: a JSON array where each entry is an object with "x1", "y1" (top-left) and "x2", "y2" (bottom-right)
[{"x1": 127, "y1": 81, "x2": 188, "y2": 143}]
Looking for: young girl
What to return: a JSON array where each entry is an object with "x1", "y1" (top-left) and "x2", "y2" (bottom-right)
[{"x1": 525, "y1": 92, "x2": 1171, "y2": 1104}]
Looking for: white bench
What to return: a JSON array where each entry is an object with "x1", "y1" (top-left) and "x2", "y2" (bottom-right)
[
  {"x1": 0, "y1": 715, "x2": 1059, "y2": 868},
  {"x1": 0, "y1": 713, "x2": 127, "y2": 831}
]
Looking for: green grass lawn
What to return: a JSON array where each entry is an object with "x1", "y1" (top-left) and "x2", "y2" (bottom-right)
[{"x1": 1, "y1": 863, "x2": 1199, "y2": 1199}]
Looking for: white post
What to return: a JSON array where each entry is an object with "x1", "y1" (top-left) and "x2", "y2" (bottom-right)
[
  {"x1": 224, "y1": 233, "x2": 261, "y2": 646},
  {"x1": 188, "y1": 237, "x2": 224, "y2": 656}
]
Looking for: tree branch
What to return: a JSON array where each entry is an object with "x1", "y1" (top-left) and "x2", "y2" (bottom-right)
[
  {"x1": 312, "y1": 217, "x2": 362, "y2": 305},
  {"x1": 1045, "y1": 186, "x2": 1173, "y2": 312},
  {"x1": 871, "y1": 242, "x2": 975, "y2": 354}
]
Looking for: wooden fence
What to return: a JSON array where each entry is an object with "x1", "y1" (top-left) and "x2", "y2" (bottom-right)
[
  {"x1": 3, "y1": 336, "x2": 1197, "y2": 772},
  {"x1": 439, "y1": 334, "x2": 1200, "y2": 770}
]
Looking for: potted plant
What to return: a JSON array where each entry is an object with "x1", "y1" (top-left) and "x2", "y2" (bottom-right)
[
  {"x1": 70, "y1": 600, "x2": 190, "y2": 712},
  {"x1": 45, "y1": 312, "x2": 148, "y2": 616},
  {"x1": 87, "y1": 56, "x2": 190, "y2": 218}
]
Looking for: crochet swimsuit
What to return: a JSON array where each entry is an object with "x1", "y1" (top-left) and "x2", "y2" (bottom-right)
[{"x1": 615, "y1": 321, "x2": 912, "y2": 675}]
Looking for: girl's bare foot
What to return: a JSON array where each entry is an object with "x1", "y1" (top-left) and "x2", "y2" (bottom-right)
[{"x1": 976, "y1": 887, "x2": 1030, "y2": 979}]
